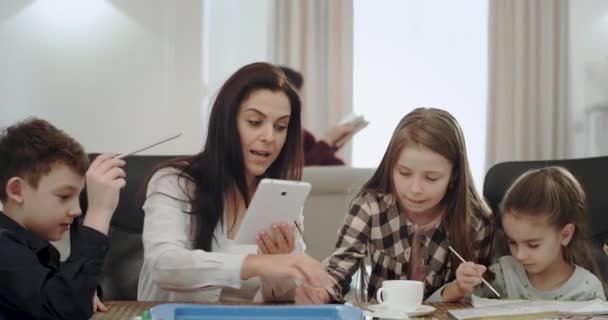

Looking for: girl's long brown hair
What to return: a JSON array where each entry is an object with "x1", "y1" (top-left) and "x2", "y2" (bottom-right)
[{"x1": 355, "y1": 107, "x2": 493, "y2": 300}]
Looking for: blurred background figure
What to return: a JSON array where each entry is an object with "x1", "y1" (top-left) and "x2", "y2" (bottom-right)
[{"x1": 280, "y1": 66, "x2": 354, "y2": 166}]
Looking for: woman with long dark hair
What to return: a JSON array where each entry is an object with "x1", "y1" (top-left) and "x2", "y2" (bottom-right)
[{"x1": 137, "y1": 62, "x2": 328, "y2": 302}]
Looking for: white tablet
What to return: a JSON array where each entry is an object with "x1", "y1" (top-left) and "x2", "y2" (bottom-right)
[{"x1": 234, "y1": 178, "x2": 311, "y2": 245}]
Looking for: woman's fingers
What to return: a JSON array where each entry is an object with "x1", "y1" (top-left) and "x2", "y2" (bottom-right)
[
  {"x1": 259, "y1": 232, "x2": 278, "y2": 253},
  {"x1": 256, "y1": 234, "x2": 269, "y2": 254},
  {"x1": 280, "y1": 224, "x2": 295, "y2": 250},
  {"x1": 271, "y1": 225, "x2": 289, "y2": 252},
  {"x1": 302, "y1": 285, "x2": 323, "y2": 304},
  {"x1": 295, "y1": 286, "x2": 315, "y2": 304},
  {"x1": 244, "y1": 254, "x2": 329, "y2": 291},
  {"x1": 294, "y1": 256, "x2": 330, "y2": 288},
  {"x1": 255, "y1": 223, "x2": 296, "y2": 255}
]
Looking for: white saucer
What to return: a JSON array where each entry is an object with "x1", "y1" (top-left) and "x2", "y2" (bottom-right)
[{"x1": 368, "y1": 304, "x2": 436, "y2": 317}]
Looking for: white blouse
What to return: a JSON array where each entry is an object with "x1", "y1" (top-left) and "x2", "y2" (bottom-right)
[{"x1": 137, "y1": 168, "x2": 305, "y2": 302}]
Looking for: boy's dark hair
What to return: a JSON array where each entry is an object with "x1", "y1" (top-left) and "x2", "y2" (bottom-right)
[
  {"x1": 279, "y1": 66, "x2": 304, "y2": 90},
  {"x1": 0, "y1": 118, "x2": 89, "y2": 202}
]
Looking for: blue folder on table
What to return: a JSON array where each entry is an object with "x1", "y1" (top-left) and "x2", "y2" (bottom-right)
[{"x1": 148, "y1": 304, "x2": 364, "y2": 320}]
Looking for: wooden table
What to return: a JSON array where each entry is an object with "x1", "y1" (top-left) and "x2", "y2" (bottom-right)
[
  {"x1": 92, "y1": 301, "x2": 471, "y2": 320},
  {"x1": 428, "y1": 302, "x2": 471, "y2": 320}
]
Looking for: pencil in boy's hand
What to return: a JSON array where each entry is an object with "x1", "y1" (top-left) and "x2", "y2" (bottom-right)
[
  {"x1": 448, "y1": 245, "x2": 501, "y2": 298},
  {"x1": 115, "y1": 132, "x2": 182, "y2": 160}
]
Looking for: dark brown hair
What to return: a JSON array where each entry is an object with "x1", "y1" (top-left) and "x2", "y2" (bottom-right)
[
  {"x1": 501, "y1": 166, "x2": 604, "y2": 284},
  {"x1": 279, "y1": 66, "x2": 304, "y2": 90},
  {"x1": 152, "y1": 62, "x2": 303, "y2": 251},
  {"x1": 0, "y1": 118, "x2": 88, "y2": 202}
]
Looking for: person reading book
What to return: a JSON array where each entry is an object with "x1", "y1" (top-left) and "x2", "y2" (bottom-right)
[
  {"x1": 280, "y1": 66, "x2": 363, "y2": 166},
  {"x1": 438, "y1": 167, "x2": 606, "y2": 301},
  {"x1": 137, "y1": 62, "x2": 329, "y2": 303},
  {"x1": 294, "y1": 108, "x2": 495, "y2": 303},
  {"x1": 0, "y1": 118, "x2": 126, "y2": 319}
]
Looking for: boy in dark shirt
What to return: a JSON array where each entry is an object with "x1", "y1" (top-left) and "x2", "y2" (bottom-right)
[{"x1": 0, "y1": 118, "x2": 126, "y2": 319}]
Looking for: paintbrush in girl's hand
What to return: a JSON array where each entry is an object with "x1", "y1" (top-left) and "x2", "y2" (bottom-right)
[{"x1": 448, "y1": 245, "x2": 501, "y2": 298}]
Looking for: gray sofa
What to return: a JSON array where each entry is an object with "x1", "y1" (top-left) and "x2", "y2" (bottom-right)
[{"x1": 301, "y1": 166, "x2": 375, "y2": 261}]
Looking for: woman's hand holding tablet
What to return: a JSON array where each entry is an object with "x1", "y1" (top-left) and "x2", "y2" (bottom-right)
[
  {"x1": 257, "y1": 223, "x2": 296, "y2": 254},
  {"x1": 235, "y1": 179, "x2": 311, "y2": 245}
]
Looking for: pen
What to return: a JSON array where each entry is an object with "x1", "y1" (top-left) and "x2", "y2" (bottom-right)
[{"x1": 448, "y1": 245, "x2": 501, "y2": 298}]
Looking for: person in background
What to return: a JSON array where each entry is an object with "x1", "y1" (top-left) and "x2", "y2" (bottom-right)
[
  {"x1": 441, "y1": 166, "x2": 606, "y2": 301},
  {"x1": 294, "y1": 108, "x2": 495, "y2": 303},
  {"x1": 137, "y1": 62, "x2": 329, "y2": 303},
  {"x1": 0, "y1": 118, "x2": 126, "y2": 319},
  {"x1": 280, "y1": 66, "x2": 354, "y2": 166}
]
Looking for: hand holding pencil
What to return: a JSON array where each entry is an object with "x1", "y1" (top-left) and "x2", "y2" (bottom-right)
[{"x1": 448, "y1": 246, "x2": 501, "y2": 298}]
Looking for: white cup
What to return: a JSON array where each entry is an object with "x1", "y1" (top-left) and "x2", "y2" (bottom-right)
[{"x1": 376, "y1": 280, "x2": 424, "y2": 311}]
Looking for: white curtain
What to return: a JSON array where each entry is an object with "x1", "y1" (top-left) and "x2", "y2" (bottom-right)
[
  {"x1": 486, "y1": 0, "x2": 570, "y2": 168},
  {"x1": 269, "y1": 0, "x2": 354, "y2": 162}
]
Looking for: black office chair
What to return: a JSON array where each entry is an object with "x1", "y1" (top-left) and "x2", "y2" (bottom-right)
[
  {"x1": 483, "y1": 156, "x2": 608, "y2": 281},
  {"x1": 75, "y1": 154, "x2": 180, "y2": 300}
]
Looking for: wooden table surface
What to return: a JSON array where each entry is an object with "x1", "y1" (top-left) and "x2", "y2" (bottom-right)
[{"x1": 92, "y1": 301, "x2": 471, "y2": 320}]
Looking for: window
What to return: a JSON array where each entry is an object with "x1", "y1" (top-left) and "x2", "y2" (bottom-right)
[{"x1": 353, "y1": 0, "x2": 488, "y2": 187}]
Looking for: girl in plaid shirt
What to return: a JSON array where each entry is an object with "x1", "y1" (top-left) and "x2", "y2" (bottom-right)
[{"x1": 295, "y1": 108, "x2": 495, "y2": 303}]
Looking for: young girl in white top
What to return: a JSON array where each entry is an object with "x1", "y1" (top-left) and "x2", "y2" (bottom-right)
[
  {"x1": 442, "y1": 166, "x2": 606, "y2": 301},
  {"x1": 137, "y1": 62, "x2": 329, "y2": 302}
]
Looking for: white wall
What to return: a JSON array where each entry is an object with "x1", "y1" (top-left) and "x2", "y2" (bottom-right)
[
  {"x1": 0, "y1": 1, "x2": 204, "y2": 155},
  {"x1": 0, "y1": 0, "x2": 271, "y2": 252},
  {"x1": 204, "y1": 0, "x2": 271, "y2": 93},
  {"x1": 201, "y1": 0, "x2": 271, "y2": 141},
  {"x1": 569, "y1": 0, "x2": 608, "y2": 156}
]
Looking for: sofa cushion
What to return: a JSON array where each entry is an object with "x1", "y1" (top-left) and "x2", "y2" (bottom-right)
[{"x1": 301, "y1": 166, "x2": 375, "y2": 261}]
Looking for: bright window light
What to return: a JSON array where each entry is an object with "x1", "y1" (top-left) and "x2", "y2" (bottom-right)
[{"x1": 353, "y1": 0, "x2": 489, "y2": 187}]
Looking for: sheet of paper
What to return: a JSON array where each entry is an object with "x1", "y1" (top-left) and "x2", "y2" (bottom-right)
[
  {"x1": 338, "y1": 113, "x2": 365, "y2": 126},
  {"x1": 471, "y1": 295, "x2": 525, "y2": 308},
  {"x1": 450, "y1": 299, "x2": 608, "y2": 320}
]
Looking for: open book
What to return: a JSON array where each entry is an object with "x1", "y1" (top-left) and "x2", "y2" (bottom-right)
[
  {"x1": 337, "y1": 113, "x2": 369, "y2": 145},
  {"x1": 448, "y1": 296, "x2": 608, "y2": 320}
]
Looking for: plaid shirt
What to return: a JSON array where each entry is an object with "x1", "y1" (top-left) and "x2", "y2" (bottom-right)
[{"x1": 325, "y1": 192, "x2": 494, "y2": 301}]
